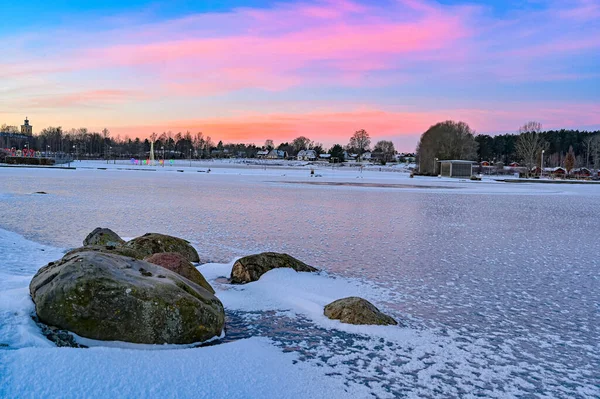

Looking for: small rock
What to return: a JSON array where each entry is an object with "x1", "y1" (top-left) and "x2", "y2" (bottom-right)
[
  {"x1": 125, "y1": 233, "x2": 200, "y2": 262},
  {"x1": 83, "y1": 228, "x2": 125, "y2": 247},
  {"x1": 230, "y1": 252, "x2": 318, "y2": 284},
  {"x1": 324, "y1": 297, "x2": 398, "y2": 326},
  {"x1": 139, "y1": 268, "x2": 153, "y2": 277}
]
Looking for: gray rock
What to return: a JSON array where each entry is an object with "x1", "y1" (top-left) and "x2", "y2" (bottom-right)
[
  {"x1": 324, "y1": 297, "x2": 398, "y2": 326},
  {"x1": 29, "y1": 251, "x2": 224, "y2": 344},
  {"x1": 65, "y1": 245, "x2": 145, "y2": 260},
  {"x1": 83, "y1": 228, "x2": 125, "y2": 247},
  {"x1": 125, "y1": 233, "x2": 200, "y2": 263},
  {"x1": 230, "y1": 252, "x2": 318, "y2": 284}
]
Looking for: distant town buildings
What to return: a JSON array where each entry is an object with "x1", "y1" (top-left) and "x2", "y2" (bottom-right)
[{"x1": 21, "y1": 117, "x2": 33, "y2": 136}]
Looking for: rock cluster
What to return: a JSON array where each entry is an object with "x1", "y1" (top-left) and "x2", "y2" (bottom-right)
[
  {"x1": 30, "y1": 228, "x2": 218, "y2": 345},
  {"x1": 29, "y1": 228, "x2": 399, "y2": 347}
]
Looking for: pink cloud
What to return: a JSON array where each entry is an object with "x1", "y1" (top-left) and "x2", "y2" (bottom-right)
[
  {"x1": 22, "y1": 90, "x2": 144, "y2": 109},
  {"x1": 7, "y1": 0, "x2": 471, "y2": 96}
]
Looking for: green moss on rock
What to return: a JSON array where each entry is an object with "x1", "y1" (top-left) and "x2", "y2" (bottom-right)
[
  {"x1": 29, "y1": 251, "x2": 224, "y2": 344},
  {"x1": 125, "y1": 233, "x2": 200, "y2": 263}
]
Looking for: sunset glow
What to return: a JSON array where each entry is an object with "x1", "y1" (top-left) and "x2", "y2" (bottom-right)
[{"x1": 2, "y1": 0, "x2": 599, "y2": 149}]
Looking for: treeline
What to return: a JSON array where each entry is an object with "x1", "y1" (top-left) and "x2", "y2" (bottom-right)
[
  {"x1": 476, "y1": 129, "x2": 600, "y2": 168},
  {"x1": 417, "y1": 121, "x2": 600, "y2": 174},
  {"x1": 1, "y1": 125, "x2": 403, "y2": 163}
]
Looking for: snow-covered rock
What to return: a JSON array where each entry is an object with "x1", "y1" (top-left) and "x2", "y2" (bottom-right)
[{"x1": 230, "y1": 252, "x2": 318, "y2": 284}]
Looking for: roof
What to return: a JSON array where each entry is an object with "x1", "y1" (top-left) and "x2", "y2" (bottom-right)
[
  {"x1": 438, "y1": 160, "x2": 475, "y2": 164},
  {"x1": 298, "y1": 149, "x2": 316, "y2": 157},
  {"x1": 268, "y1": 149, "x2": 287, "y2": 157}
]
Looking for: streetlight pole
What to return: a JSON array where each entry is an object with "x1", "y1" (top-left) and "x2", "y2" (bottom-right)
[
  {"x1": 541, "y1": 150, "x2": 545, "y2": 178},
  {"x1": 433, "y1": 157, "x2": 438, "y2": 175}
]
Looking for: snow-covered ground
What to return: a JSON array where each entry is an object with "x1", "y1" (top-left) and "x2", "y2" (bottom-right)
[{"x1": 0, "y1": 163, "x2": 599, "y2": 398}]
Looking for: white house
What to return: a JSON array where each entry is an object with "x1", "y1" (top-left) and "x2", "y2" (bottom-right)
[
  {"x1": 297, "y1": 149, "x2": 317, "y2": 161},
  {"x1": 256, "y1": 150, "x2": 269, "y2": 159},
  {"x1": 266, "y1": 149, "x2": 288, "y2": 159}
]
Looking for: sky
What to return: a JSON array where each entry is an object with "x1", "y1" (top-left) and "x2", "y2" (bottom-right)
[{"x1": 1, "y1": 0, "x2": 599, "y2": 150}]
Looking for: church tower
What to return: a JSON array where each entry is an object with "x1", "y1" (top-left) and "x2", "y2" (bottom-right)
[{"x1": 21, "y1": 117, "x2": 33, "y2": 136}]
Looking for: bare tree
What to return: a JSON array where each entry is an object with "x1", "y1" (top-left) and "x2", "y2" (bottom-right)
[
  {"x1": 0, "y1": 124, "x2": 19, "y2": 133},
  {"x1": 348, "y1": 129, "x2": 371, "y2": 161},
  {"x1": 373, "y1": 140, "x2": 396, "y2": 163},
  {"x1": 583, "y1": 136, "x2": 595, "y2": 168},
  {"x1": 515, "y1": 122, "x2": 547, "y2": 176},
  {"x1": 291, "y1": 136, "x2": 312, "y2": 154},
  {"x1": 593, "y1": 135, "x2": 600, "y2": 171},
  {"x1": 264, "y1": 139, "x2": 274, "y2": 150},
  {"x1": 518, "y1": 121, "x2": 542, "y2": 134}
]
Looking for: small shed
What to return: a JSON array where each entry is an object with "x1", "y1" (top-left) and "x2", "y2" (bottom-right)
[{"x1": 439, "y1": 160, "x2": 474, "y2": 178}]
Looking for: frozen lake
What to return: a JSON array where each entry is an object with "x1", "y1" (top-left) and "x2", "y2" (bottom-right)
[{"x1": 1, "y1": 162, "x2": 599, "y2": 398}]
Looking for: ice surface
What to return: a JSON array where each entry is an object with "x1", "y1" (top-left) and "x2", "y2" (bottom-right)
[{"x1": 1, "y1": 163, "x2": 599, "y2": 398}]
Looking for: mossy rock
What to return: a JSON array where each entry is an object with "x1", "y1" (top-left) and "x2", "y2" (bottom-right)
[
  {"x1": 324, "y1": 297, "x2": 398, "y2": 326},
  {"x1": 29, "y1": 251, "x2": 224, "y2": 344},
  {"x1": 83, "y1": 228, "x2": 125, "y2": 247},
  {"x1": 230, "y1": 252, "x2": 318, "y2": 284},
  {"x1": 145, "y1": 253, "x2": 214, "y2": 294},
  {"x1": 64, "y1": 245, "x2": 145, "y2": 260},
  {"x1": 125, "y1": 233, "x2": 200, "y2": 263}
]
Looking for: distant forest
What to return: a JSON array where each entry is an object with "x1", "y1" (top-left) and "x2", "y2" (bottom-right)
[{"x1": 476, "y1": 129, "x2": 600, "y2": 167}]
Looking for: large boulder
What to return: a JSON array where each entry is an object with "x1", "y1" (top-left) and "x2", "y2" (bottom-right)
[
  {"x1": 145, "y1": 253, "x2": 214, "y2": 294},
  {"x1": 29, "y1": 251, "x2": 224, "y2": 345},
  {"x1": 324, "y1": 297, "x2": 398, "y2": 326},
  {"x1": 65, "y1": 245, "x2": 145, "y2": 260},
  {"x1": 83, "y1": 228, "x2": 125, "y2": 247},
  {"x1": 125, "y1": 233, "x2": 200, "y2": 263},
  {"x1": 230, "y1": 252, "x2": 318, "y2": 284}
]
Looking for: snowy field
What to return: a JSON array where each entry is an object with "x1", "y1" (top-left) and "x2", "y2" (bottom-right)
[{"x1": 0, "y1": 161, "x2": 599, "y2": 398}]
